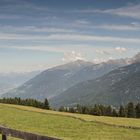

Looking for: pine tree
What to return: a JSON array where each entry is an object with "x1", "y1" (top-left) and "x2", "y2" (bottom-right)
[
  {"x1": 76, "y1": 104, "x2": 82, "y2": 113},
  {"x1": 81, "y1": 106, "x2": 89, "y2": 114},
  {"x1": 59, "y1": 106, "x2": 65, "y2": 112},
  {"x1": 105, "y1": 105, "x2": 112, "y2": 116},
  {"x1": 112, "y1": 109, "x2": 118, "y2": 117},
  {"x1": 92, "y1": 104, "x2": 101, "y2": 116},
  {"x1": 69, "y1": 107, "x2": 75, "y2": 113},
  {"x1": 127, "y1": 102, "x2": 135, "y2": 118},
  {"x1": 44, "y1": 98, "x2": 50, "y2": 109},
  {"x1": 119, "y1": 105, "x2": 126, "y2": 117},
  {"x1": 99, "y1": 105, "x2": 106, "y2": 116},
  {"x1": 135, "y1": 103, "x2": 140, "y2": 118}
]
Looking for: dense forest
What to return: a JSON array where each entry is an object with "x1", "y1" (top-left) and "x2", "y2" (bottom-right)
[
  {"x1": 59, "y1": 103, "x2": 140, "y2": 118},
  {"x1": 0, "y1": 97, "x2": 49, "y2": 110}
]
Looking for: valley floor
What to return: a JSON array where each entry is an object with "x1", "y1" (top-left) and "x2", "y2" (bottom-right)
[{"x1": 0, "y1": 104, "x2": 140, "y2": 140}]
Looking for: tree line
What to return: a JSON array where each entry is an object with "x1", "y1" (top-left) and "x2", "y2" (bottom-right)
[
  {"x1": 59, "y1": 102, "x2": 140, "y2": 118},
  {"x1": 0, "y1": 97, "x2": 50, "y2": 110},
  {"x1": 0, "y1": 98, "x2": 139, "y2": 118}
]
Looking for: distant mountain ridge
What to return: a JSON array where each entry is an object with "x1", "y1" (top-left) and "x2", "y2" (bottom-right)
[
  {"x1": 3, "y1": 53, "x2": 140, "y2": 107},
  {"x1": 2, "y1": 58, "x2": 128, "y2": 100},
  {"x1": 50, "y1": 62, "x2": 140, "y2": 107},
  {"x1": 0, "y1": 71, "x2": 39, "y2": 95},
  {"x1": 2, "y1": 60, "x2": 93, "y2": 99}
]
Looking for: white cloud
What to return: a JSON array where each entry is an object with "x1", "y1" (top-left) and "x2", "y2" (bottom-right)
[
  {"x1": 95, "y1": 50, "x2": 111, "y2": 55},
  {"x1": 62, "y1": 51, "x2": 85, "y2": 62},
  {"x1": 95, "y1": 24, "x2": 140, "y2": 31},
  {"x1": 46, "y1": 34, "x2": 140, "y2": 44},
  {"x1": 93, "y1": 58, "x2": 106, "y2": 64},
  {"x1": 1, "y1": 32, "x2": 140, "y2": 44},
  {"x1": 8, "y1": 46, "x2": 65, "y2": 53},
  {"x1": 3, "y1": 45, "x2": 94, "y2": 54},
  {"x1": 74, "y1": 20, "x2": 89, "y2": 25},
  {"x1": 6, "y1": 23, "x2": 138, "y2": 35},
  {"x1": 70, "y1": 18, "x2": 140, "y2": 31},
  {"x1": 76, "y1": 4, "x2": 140, "y2": 19},
  {"x1": 0, "y1": 45, "x2": 138, "y2": 73},
  {"x1": 104, "y1": 4, "x2": 140, "y2": 19},
  {"x1": 0, "y1": 25, "x2": 75, "y2": 33},
  {"x1": 131, "y1": 22, "x2": 140, "y2": 26},
  {"x1": 0, "y1": 0, "x2": 49, "y2": 13},
  {"x1": 115, "y1": 47, "x2": 127, "y2": 53}
]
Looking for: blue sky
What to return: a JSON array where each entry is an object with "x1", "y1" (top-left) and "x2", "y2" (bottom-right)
[{"x1": 0, "y1": 0, "x2": 140, "y2": 73}]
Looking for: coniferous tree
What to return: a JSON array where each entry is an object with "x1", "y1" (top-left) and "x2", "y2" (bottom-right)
[
  {"x1": 92, "y1": 104, "x2": 102, "y2": 116},
  {"x1": 99, "y1": 105, "x2": 106, "y2": 116},
  {"x1": 59, "y1": 106, "x2": 65, "y2": 112},
  {"x1": 81, "y1": 106, "x2": 89, "y2": 114},
  {"x1": 119, "y1": 105, "x2": 126, "y2": 117},
  {"x1": 44, "y1": 98, "x2": 50, "y2": 109},
  {"x1": 135, "y1": 103, "x2": 140, "y2": 118},
  {"x1": 1, "y1": 97, "x2": 139, "y2": 119},
  {"x1": 76, "y1": 104, "x2": 82, "y2": 113},
  {"x1": 127, "y1": 102, "x2": 135, "y2": 118},
  {"x1": 105, "y1": 105, "x2": 112, "y2": 116},
  {"x1": 69, "y1": 107, "x2": 75, "y2": 113},
  {"x1": 0, "y1": 97, "x2": 50, "y2": 110},
  {"x1": 112, "y1": 109, "x2": 118, "y2": 117}
]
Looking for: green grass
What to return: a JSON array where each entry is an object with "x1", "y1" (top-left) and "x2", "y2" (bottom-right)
[{"x1": 0, "y1": 104, "x2": 140, "y2": 140}]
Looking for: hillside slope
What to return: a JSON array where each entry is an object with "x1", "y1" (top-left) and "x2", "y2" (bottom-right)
[
  {"x1": 0, "y1": 71, "x2": 39, "y2": 95},
  {"x1": 50, "y1": 62, "x2": 140, "y2": 107},
  {"x1": 3, "y1": 59, "x2": 127, "y2": 100}
]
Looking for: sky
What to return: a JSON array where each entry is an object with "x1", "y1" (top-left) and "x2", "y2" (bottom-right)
[{"x1": 0, "y1": 0, "x2": 140, "y2": 73}]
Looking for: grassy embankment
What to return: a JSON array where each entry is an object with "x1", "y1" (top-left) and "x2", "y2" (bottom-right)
[{"x1": 0, "y1": 103, "x2": 140, "y2": 140}]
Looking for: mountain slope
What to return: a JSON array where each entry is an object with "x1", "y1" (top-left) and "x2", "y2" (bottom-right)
[
  {"x1": 2, "y1": 60, "x2": 93, "y2": 99},
  {"x1": 50, "y1": 62, "x2": 140, "y2": 107},
  {"x1": 0, "y1": 71, "x2": 39, "y2": 95},
  {"x1": 70, "y1": 59, "x2": 129, "y2": 83},
  {"x1": 2, "y1": 59, "x2": 127, "y2": 100}
]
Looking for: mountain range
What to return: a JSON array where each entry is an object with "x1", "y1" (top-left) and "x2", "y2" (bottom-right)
[
  {"x1": 50, "y1": 62, "x2": 140, "y2": 107},
  {"x1": 2, "y1": 53, "x2": 140, "y2": 108},
  {"x1": 2, "y1": 59, "x2": 128, "y2": 100}
]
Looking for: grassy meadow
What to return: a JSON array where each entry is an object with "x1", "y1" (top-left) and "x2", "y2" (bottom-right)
[{"x1": 0, "y1": 103, "x2": 140, "y2": 140}]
